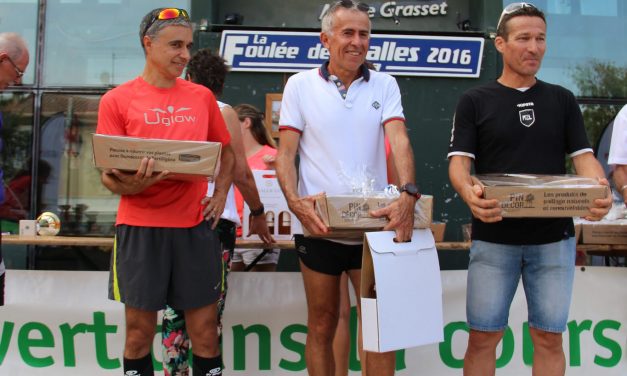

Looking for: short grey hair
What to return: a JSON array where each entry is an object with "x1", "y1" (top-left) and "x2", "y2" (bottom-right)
[
  {"x1": 0, "y1": 32, "x2": 28, "y2": 60},
  {"x1": 139, "y1": 9, "x2": 192, "y2": 51},
  {"x1": 321, "y1": 0, "x2": 371, "y2": 34}
]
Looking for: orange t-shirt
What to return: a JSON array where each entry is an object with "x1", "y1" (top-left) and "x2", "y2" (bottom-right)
[
  {"x1": 96, "y1": 77, "x2": 230, "y2": 228},
  {"x1": 235, "y1": 145, "x2": 277, "y2": 235}
]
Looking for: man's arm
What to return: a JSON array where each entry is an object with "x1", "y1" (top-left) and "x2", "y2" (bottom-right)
[
  {"x1": 221, "y1": 107, "x2": 273, "y2": 243},
  {"x1": 275, "y1": 130, "x2": 328, "y2": 235},
  {"x1": 100, "y1": 157, "x2": 169, "y2": 195},
  {"x1": 613, "y1": 164, "x2": 627, "y2": 204},
  {"x1": 202, "y1": 144, "x2": 235, "y2": 229},
  {"x1": 370, "y1": 121, "x2": 416, "y2": 242},
  {"x1": 572, "y1": 152, "x2": 612, "y2": 220},
  {"x1": 448, "y1": 155, "x2": 502, "y2": 223}
]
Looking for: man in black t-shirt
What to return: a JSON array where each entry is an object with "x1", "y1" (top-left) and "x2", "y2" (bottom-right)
[{"x1": 447, "y1": 3, "x2": 612, "y2": 376}]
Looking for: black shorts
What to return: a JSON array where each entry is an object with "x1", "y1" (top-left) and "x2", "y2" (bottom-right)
[
  {"x1": 109, "y1": 221, "x2": 222, "y2": 311},
  {"x1": 294, "y1": 235, "x2": 362, "y2": 276}
]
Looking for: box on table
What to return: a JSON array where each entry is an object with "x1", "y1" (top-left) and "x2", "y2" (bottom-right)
[
  {"x1": 242, "y1": 170, "x2": 302, "y2": 240},
  {"x1": 430, "y1": 222, "x2": 446, "y2": 242},
  {"x1": 308, "y1": 193, "x2": 433, "y2": 239},
  {"x1": 581, "y1": 220, "x2": 627, "y2": 245},
  {"x1": 361, "y1": 229, "x2": 443, "y2": 352},
  {"x1": 92, "y1": 134, "x2": 222, "y2": 181},
  {"x1": 19, "y1": 220, "x2": 37, "y2": 236},
  {"x1": 477, "y1": 174, "x2": 608, "y2": 218}
]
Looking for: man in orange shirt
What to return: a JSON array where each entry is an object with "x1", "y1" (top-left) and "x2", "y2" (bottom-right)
[{"x1": 96, "y1": 8, "x2": 234, "y2": 376}]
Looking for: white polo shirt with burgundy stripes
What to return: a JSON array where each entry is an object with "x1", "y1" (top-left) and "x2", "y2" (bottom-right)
[{"x1": 279, "y1": 63, "x2": 405, "y2": 198}]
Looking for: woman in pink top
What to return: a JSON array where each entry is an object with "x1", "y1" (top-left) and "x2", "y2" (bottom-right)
[{"x1": 233, "y1": 104, "x2": 279, "y2": 271}]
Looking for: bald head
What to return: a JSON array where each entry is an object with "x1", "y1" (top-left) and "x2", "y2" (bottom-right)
[{"x1": 0, "y1": 32, "x2": 30, "y2": 90}]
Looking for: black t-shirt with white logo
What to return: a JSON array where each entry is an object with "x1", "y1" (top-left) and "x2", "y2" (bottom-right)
[{"x1": 448, "y1": 80, "x2": 591, "y2": 245}]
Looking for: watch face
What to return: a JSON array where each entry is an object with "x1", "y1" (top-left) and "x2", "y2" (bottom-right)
[{"x1": 402, "y1": 183, "x2": 418, "y2": 195}]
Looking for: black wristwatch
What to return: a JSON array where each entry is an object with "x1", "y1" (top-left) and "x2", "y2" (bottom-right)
[
  {"x1": 250, "y1": 204, "x2": 265, "y2": 217},
  {"x1": 400, "y1": 183, "x2": 421, "y2": 199}
]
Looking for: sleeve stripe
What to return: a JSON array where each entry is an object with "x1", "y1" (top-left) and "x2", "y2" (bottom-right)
[
  {"x1": 382, "y1": 117, "x2": 406, "y2": 127},
  {"x1": 569, "y1": 148, "x2": 593, "y2": 158},
  {"x1": 447, "y1": 151, "x2": 475, "y2": 160},
  {"x1": 279, "y1": 125, "x2": 302, "y2": 134}
]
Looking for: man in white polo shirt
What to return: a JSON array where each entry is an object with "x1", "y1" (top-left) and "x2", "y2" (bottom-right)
[{"x1": 275, "y1": 1, "x2": 417, "y2": 375}]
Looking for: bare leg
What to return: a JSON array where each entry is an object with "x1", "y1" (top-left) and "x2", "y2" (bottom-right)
[
  {"x1": 124, "y1": 306, "x2": 157, "y2": 358},
  {"x1": 463, "y1": 329, "x2": 503, "y2": 376},
  {"x1": 530, "y1": 328, "x2": 565, "y2": 376},
  {"x1": 300, "y1": 261, "x2": 341, "y2": 376},
  {"x1": 184, "y1": 302, "x2": 220, "y2": 358},
  {"x1": 333, "y1": 272, "x2": 351, "y2": 376}
]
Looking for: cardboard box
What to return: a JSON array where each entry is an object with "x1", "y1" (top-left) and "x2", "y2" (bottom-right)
[
  {"x1": 361, "y1": 229, "x2": 443, "y2": 352},
  {"x1": 477, "y1": 174, "x2": 608, "y2": 218},
  {"x1": 430, "y1": 222, "x2": 446, "y2": 242},
  {"x1": 92, "y1": 134, "x2": 222, "y2": 180},
  {"x1": 19, "y1": 220, "x2": 37, "y2": 236},
  {"x1": 309, "y1": 193, "x2": 432, "y2": 238},
  {"x1": 581, "y1": 221, "x2": 627, "y2": 244},
  {"x1": 242, "y1": 170, "x2": 302, "y2": 240}
]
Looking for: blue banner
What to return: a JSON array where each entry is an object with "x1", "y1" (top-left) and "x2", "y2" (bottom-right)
[{"x1": 219, "y1": 30, "x2": 484, "y2": 78}]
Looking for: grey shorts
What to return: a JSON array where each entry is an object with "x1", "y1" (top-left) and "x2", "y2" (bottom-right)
[{"x1": 109, "y1": 221, "x2": 222, "y2": 311}]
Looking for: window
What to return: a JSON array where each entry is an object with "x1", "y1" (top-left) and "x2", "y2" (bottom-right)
[
  {"x1": 43, "y1": 0, "x2": 190, "y2": 86},
  {"x1": 39, "y1": 93, "x2": 118, "y2": 236},
  {"x1": 503, "y1": 0, "x2": 627, "y2": 96},
  {"x1": 0, "y1": 92, "x2": 34, "y2": 233},
  {"x1": 0, "y1": 0, "x2": 38, "y2": 85}
]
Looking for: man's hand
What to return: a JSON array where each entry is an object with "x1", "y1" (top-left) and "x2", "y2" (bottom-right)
[
  {"x1": 585, "y1": 177, "x2": 612, "y2": 221},
  {"x1": 462, "y1": 178, "x2": 502, "y2": 223},
  {"x1": 248, "y1": 214, "x2": 275, "y2": 244},
  {"x1": 201, "y1": 189, "x2": 228, "y2": 229},
  {"x1": 288, "y1": 193, "x2": 328, "y2": 236},
  {"x1": 102, "y1": 157, "x2": 169, "y2": 195},
  {"x1": 449, "y1": 156, "x2": 502, "y2": 223},
  {"x1": 370, "y1": 193, "x2": 415, "y2": 242}
]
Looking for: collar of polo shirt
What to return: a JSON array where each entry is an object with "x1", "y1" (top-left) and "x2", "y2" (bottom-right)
[{"x1": 319, "y1": 61, "x2": 371, "y2": 82}]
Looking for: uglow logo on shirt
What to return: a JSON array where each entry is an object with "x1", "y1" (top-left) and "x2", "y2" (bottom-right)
[{"x1": 144, "y1": 106, "x2": 196, "y2": 126}]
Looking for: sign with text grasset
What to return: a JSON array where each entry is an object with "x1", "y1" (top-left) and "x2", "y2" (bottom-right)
[{"x1": 219, "y1": 31, "x2": 484, "y2": 78}]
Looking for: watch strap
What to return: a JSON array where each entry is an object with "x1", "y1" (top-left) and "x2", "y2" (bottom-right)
[{"x1": 250, "y1": 204, "x2": 265, "y2": 217}]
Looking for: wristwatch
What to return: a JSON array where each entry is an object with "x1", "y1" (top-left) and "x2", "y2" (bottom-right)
[
  {"x1": 250, "y1": 204, "x2": 265, "y2": 217},
  {"x1": 399, "y1": 183, "x2": 421, "y2": 199}
]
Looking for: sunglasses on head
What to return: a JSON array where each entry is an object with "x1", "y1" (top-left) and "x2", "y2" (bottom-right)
[
  {"x1": 497, "y1": 2, "x2": 538, "y2": 30},
  {"x1": 4, "y1": 55, "x2": 24, "y2": 78},
  {"x1": 142, "y1": 8, "x2": 190, "y2": 38},
  {"x1": 337, "y1": 0, "x2": 370, "y2": 12}
]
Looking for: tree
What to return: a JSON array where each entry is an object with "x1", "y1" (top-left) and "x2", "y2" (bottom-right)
[{"x1": 571, "y1": 60, "x2": 627, "y2": 147}]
